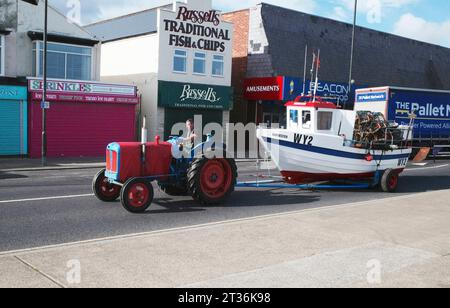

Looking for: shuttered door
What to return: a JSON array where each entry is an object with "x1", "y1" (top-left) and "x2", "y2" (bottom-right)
[
  {"x1": 29, "y1": 101, "x2": 136, "y2": 158},
  {"x1": 0, "y1": 100, "x2": 27, "y2": 155}
]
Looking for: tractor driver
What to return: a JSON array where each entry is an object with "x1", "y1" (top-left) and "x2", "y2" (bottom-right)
[{"x1": 183, "y1": 118, "x2": 198, "y2": 155}]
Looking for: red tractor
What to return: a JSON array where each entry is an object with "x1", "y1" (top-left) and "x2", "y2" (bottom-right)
[{"x1": 92, "y1": 136, "x2": 237, "y2": 213}]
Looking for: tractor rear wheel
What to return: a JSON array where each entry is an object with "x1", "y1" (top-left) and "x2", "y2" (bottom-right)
[
  {"x1": 187, "y1": 158, "x2": 237, "y2": 205},
  {"x1": 121, "y1": 178, "x2": 154, "y2": 213},
  {"x1": 92, "y1": 169, "x2": 121, "y2": 202}
]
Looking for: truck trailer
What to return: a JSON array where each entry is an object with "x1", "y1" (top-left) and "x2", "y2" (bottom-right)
[{"x1": 355, "y1": 86, "x2": 450, "y2": 157}]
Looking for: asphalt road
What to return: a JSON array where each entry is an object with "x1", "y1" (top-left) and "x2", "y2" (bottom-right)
[{"x1": 0, "y1": 161, "x2": 449, "y2": 253}]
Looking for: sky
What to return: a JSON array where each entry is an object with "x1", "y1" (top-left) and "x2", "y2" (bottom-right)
[{"x1": 49, "y1": 0, "x2": 450, "y2": 48}]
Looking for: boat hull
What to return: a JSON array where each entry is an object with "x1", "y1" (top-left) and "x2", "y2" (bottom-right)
[{"x1": 257, "y1": 128, "x2": 411, "y2": 184}]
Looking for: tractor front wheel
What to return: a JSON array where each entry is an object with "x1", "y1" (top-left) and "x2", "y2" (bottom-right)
[
  {"x1": 187, "y1": 158, "x2": 237, "y2": 205},
  {"x1": 121, "y1": 178, "x2": 154, "y2": 213},
  {"x1": 92, "y1": 169, "x2": 121, "y2": 202}
]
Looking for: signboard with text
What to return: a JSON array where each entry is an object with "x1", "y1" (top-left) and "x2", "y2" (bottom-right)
[
  {"x1": 158, "y1": 80, "x2": 232, "y2": 110},
  {"x1": 28, "y1": 78, "x2": 137, "y2": 96},
  {"x1": 27, "y1": 78, "x2": 139, "y2": 104},
  {"x1": 244, "y1": 76, "x2": 363, "y2": 105},
  {"x1": 0, "y1": 85, "x2": 28, "y2": 101},
  {"x1": 243, "y1": 77, "x2": 284, "y2": 101},
  {"x1": 162, "y1": 6, "x2": 231, "y2": 53}
]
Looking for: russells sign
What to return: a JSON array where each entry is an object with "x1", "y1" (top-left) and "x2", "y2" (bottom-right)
[
  {"x1": 159, "y1": 81, "x2": 232, "y2": 110},
  {"x1": 176, "y1": 6, "x2": 221, "y2": 26},
  {"x1": 163, "y1": 6, "x2": 230, "y2": 52}
]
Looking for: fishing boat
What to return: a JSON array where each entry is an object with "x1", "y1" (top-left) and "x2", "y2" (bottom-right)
[{"x1": 257, "y1": 95, "x2": 414, "y2": 186}]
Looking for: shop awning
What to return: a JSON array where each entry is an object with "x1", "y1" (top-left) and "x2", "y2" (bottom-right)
[
  {"x1": 27, "y1": 31, "x2": 99, "y2": 46},
  {"x1": 0, "y1": 29, "x2": 12, "y2": 35}
]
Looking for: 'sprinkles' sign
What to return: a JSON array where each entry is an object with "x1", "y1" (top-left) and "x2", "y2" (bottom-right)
[
  {"x1": 158, "y1": 80, "x2": 232, "y2": 110},
  {"x1": 163, "y1": 6, "x2": 230, "y2": 53},
  {"x1": 28, "y1": 78, "x2": 137, "y2": 96}
]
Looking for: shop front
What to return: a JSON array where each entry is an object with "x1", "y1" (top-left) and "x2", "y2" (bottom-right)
[
  {"x1": 243, "y1": 76, "x2": 360, "y2": 127},
  {"x1": 28, "y1": 78, "x2": 139, "y2": 158},
  {"x1": 0, "y1": 84, "x2": 28, "y2": 156},
  {"x1": 158, "y1": 80, "x2": 233, "y2": 140}
]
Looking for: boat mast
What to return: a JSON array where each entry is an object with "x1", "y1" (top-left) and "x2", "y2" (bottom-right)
[
  {"x1": 309, "y1": 52, "x2": 316, "y2": 96},
  {"x1": 302, "y1": 45, "x2": 308, "y2": 96},
  {"x1": 313, "y1": 49, "x2": 320, "y2": 102}
]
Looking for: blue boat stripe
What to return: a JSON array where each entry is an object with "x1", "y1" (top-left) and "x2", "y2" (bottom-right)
[{"x1": 263, "y1": 137, "x2": 410, "y2": 161}]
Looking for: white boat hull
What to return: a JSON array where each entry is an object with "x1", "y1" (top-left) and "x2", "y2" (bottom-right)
[{"x1": 257, "y1": 128, "x2": 412, "y2": 184}]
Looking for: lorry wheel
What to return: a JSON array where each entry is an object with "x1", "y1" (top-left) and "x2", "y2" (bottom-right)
[
  {"x1": 121, "y1": 178, "x2": 154, "y2": 213},
  {"x1": 380, "y1": 169, "x2": 399, "y2": 193},
  {"x1": 92, "y1": 169, "x2": 121, "y2": 202},
  {"x1": 187, "y1": 158, "x2": 237, "y2": 205},
  {"x1": 158, "y1": 184, "x2": 189, "y2": 196}
]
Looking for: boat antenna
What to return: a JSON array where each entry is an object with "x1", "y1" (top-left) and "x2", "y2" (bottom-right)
[
  {"x1": 302, "y1": 45, "x2": 308, "y2": 96},
  {"x1": 309, "y1": 51, "x2": 316, "y2": 96},
  {"x1": 313, "y1": 49, "x2": 320, "y2": 102}
]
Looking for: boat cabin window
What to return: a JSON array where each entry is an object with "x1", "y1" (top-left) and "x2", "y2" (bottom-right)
[
  {"x1": 302, "y1": 111, "x2": 312, "y2": 129},
  {"x1": 290, "y1": 110, "x2": 299, "y2": 124},
  {"x1": 317, "y1": 111, "x2": 333, "y2": 131}
]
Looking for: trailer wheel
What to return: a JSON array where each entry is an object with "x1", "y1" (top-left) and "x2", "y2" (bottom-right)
[
  {"x1": 187, "y1": 158, "x2": 237, "y2": 205},
  {"x1": 92, "y1": 169, "x2": 121, "y2": 202},
  {"x1": 380, "y1": 169, "x2": 399, "y2": 193},
  {"x1": 121, "y1": 178, "x2": 154, "y2": 213}
]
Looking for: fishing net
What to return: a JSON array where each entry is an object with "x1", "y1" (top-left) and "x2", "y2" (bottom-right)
[{"x1": 353, "y1": 111, "x2": 404, "y2": 150}]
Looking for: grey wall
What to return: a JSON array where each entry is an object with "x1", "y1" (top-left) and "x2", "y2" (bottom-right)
[
  {"x1": 0, "y1": 0, "x2": 17, "y2": 30},
  {"x1": 248, "y1": 3, "x2": 450, "y2": 90}
]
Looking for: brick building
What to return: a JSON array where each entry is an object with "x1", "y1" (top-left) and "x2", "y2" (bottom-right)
[{"x1": 225, "y1": 3, "x2": 450, "y2": 127}]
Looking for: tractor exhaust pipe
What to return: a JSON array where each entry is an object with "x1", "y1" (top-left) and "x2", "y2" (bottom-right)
[
  {"x1": 141, "y1": 117, "x2": 147, "y2": 174},
  {"x1": 141, "y1": 116, "x2": 148, "y2": 143}
]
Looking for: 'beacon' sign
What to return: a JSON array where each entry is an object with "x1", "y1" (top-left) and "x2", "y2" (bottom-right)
[{"x1": 163, "y1": 6, "x2": 231, "y2": 52}]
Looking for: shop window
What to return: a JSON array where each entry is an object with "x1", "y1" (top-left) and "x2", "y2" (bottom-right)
[
  {"x1": 193, "y1": 52, "x2": 206, "y2": 75},
  {"x1": 33, "y1": 41, "x2": 92, "y2": 80},
  {"x1": 173, "y1": 49, "x2": 187, "y2": 73},
  {"x1": 302, "y1": 111, "x2": 312, "y2": 129},
  {"x1": 0, "y1": 35, "x2": 4, "y2": 76},
  {"x1": 212, "y1": 55, "x2": 224, "y2": 77},
  {"x1": 317, "y1": 111, "x2": 333, "y2": 130}
]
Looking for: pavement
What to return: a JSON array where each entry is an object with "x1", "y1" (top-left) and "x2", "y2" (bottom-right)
[
  {"x1": 0, "y1": 188, "x2": 449, "y2": 288},
  {"x1": 0, "y1": 157, "x2": 105, "y2": 172}
]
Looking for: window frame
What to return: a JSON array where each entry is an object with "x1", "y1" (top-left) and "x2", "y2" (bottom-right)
[
  {"x1": 173, "y1": 49, "x2": 188, "y2": 74},
  {"x1": 32, "y1": 40, "x2": 94, "y2": 81},
  {"x1": 317, "y1": 111, "x2": 334, "y2": 131},
  {"x1": 0, "y1": 35, "x2": 5, "y2": 76},
  {"x1": 212, "y1": 54, "x2": 224, "y2": 77},
  {"x1": 193, "y1": 52, "x2": 206, "y2": 75},
  {"x1": 302, "y1": 110, "x2": 312, "y2": 129}
]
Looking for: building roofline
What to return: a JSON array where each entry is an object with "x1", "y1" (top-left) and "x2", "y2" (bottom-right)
[
  {"x1": 102, "y1": 31, "x2": 158, "y2": 44},
  {"x1": 222, "y1": 8, "x2": 250, "y2": 15},
  {"x1": 226, "y1": 2, "x2": 450, "y2": 51},
  {"x1": 27, "y1": 31, "x2": 99, "y2": 46},
  {"x1": 84, "y1": 2, "x2": 173, "y2": 28},
  {"x1": 47, "y1": 4, "x2": 96, "y2": 39}
]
